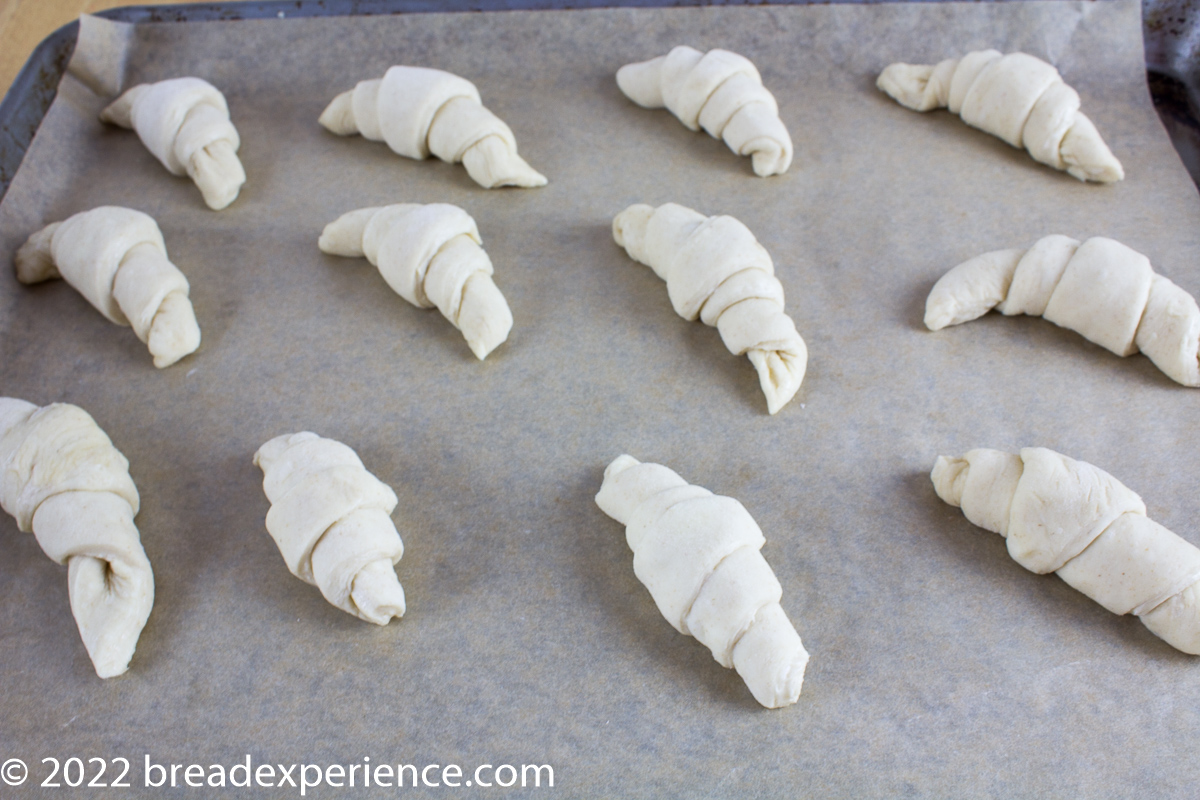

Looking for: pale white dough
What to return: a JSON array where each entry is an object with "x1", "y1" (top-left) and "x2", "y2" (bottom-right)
[
  {"x1": 14, "y1": 206, "x2": 201, "y2": 368},
  {"x1": 319, "y1": 203, "x2": 513, "y2": 360},
  {"x1": 318, "y1": 66, "x2": 546, "y2": 189},
  {"x1": 877, "y1": 51, "x2": 1123, "y2": 182},
  {"x1": 932, "y1": 447, "x2": 1200, "y2": 654},
  {"x1": 101, "y1": 77, "x2": 246, "y2": 209},
  {"x1": 0, "y1": 397, "x2": 154, "y2": 678},
  {"x1": 254, "y1": 432, "x2": 406, "y2": 625},
  {"x1": 612, "y1": 202, "x2": 807, "y2": 414},
  {"x1": 617, "y1": 46, "x2": 793, "y2": 177},
  {"x1": 596, "y1": 455, "x2": 809, "y2": 708},
  {"x1": 924, "y1": 235, "x2": 1200, "y2": 386}
]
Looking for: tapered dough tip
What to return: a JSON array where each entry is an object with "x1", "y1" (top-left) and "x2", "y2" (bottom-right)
[
  {"x1": 733, "y1": 604, "x2": 809, "y2": 708},
  {"x1": 350, "y1": 559, "x2": 406, "y2": 625},
  {"x1": 456, "y1": 273, "x2": 513, "y2": 360},
  {"x1": 253, "y1": 431, "x2": 316, "y2": 472},
  {"x1": 611, "y1": 203, "x2": 654, "y2": 250},
  {"x1": 190, "y1": 140, "x2": 246, "y2": 210},
  {"x1": 1061, "y1": 114, "x2": 1124, "y2": 183},
  {"x1": 930, "y1": 455, "x2": 968, "y2": 507},
  {"x1": 70, "y1": 554, "x2": 152, "y2": 678},
  {"x1": 749, "y1": 140, "x2": 791, "y2": 177},
  {"x1": 604, "y1": 454, "x2": 641, "y2": 480},
  {"x1": 461, "y1": 137, "x2": 548, "y2": 189},
  {"x1": 98, "y1": 84, "x2": 147, "y2": 128},
  {"x1": 147, "y1": 291, "x2": 201, "y2": 368},
  {"x1": 318, "y1": 90, "x2": 358, "y2": 136},
  {"x1": 616, "y1": 57, "x2": 666, "y2": 108},
  {"x1": 0, "y1": 397, "x2": 37, "y2": 438},
  {"x1": 318, "y1": 207, "x2": 380, "y2": 257},
  {"x1": 756, "y1": 651, "x2": 809, "y2": 709},
  {"x1": 749, "y1": 347, "x2": 806, "y2": 415},
  {"x1": 876, "y1": 63, "x2": 936, "y2": 111},
  {"x1": 14, "y1": 223, "x2": 60, "y2": 284}
]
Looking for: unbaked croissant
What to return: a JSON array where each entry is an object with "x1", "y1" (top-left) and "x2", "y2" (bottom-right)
[
  {"x1": 14, "y1": 206, "x2": 201, "y2": 369},
  {"x1": 254, "y1": 432, "x2": 405, "y2": 625},
  {"x1": 617, "y1": 46, "x2": 793, "y2": 177},
  {"x1": 877, "y1": 50, "x2": 1123, "y2": 183},
  {"x1": 933, "y1": 447, "x2": 1200, "y2": 654},
  {"x1": 319, "y1": 203, "x2": 512, "y2": 360},
  {"x1": 924, "y1": 235, "x2": 1200, "y2": 386},
  {"x1": 612, "y1": 202, "x2": 807, "y2": 414},
  {"x1": 596, "y1": 455, "x2": 809, "y2": 708},
  {"x1": 319, "y1": 66, "x2": 547, "y2": 189},
  {"x1": 100, "y1": 77, "x2": 246, "y2": 209},
  {"x1": 0, "y1": 398, "x2": 154, "y2": 678}
]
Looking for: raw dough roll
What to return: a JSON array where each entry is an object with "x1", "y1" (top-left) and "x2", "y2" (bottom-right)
[
  {"x1": 101, "y1": 77, "x2": 246, "y2": 209},
  {"x1": 932, "y1": 447, "x2": 1200, "y2": 654},
  {"x1": 596, "y1": 455, "x2": 809, "y2": 708},
  {"x1": 924, "y1": 235, "x2": 1200, "y2": 386},
  {"x1": 0, "y1": 398, "x2": 154, "y2": 678},
  {"x1": 319, "y1": 203, "x2": 513, "y2": 360},
  {"x1": 617, "y1": 46, "x2": 793, "y2": 177},
  {"x1": 612, "y1": 202, "x2": 807, "y2": 414},
  {"x1": 14, "y1": 206, "x2": 201, "y2": 369},
  {"x1": 254, "y1": 432, "x2": 406, "y2": 625},
  {"x1": 877, "y1": 50, "x2": 1123, "y2": 183},
  {"x1": 319, "y1": 66, "x2": 547, "y2": 189}
]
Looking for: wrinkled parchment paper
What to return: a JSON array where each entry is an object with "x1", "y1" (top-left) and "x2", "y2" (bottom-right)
[{"x1": 2, "y1": 2, "x2": 1199, "y2": 796}]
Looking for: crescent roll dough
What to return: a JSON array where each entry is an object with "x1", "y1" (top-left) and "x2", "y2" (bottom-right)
[
  {"x1": 100, "y1": 77, "x2": 246, "y2": 209},
  {"x1": 877, "y1": 51, "x2": 1123, "y2": 183},
  {"x1": 319, "y1": 203, "x2": 512, "y2": 360},
  {"x1": 924, "y1": 235, "x2": 1200, "y2": 386},
  {"x1": 0, "y1": 398, "x2": 154, "y2": 678},
  {"x1": 14, "y1": 206, "x2": 201, "y2": 369},
  {"x1": 254, "y1": 432, "x2": 406, "y2": 625},
  {"x1": 617, "y1": 46, "x2": 793, "y2": 177},
  {"x1": 932, "y1": 447, "x2": 1200, "y2": 654},
  {"x1": 596, "y1": 455, "x2": 809, "y2": 708},
  {"x1": 612, "y1": 202, "x2": 807, "y2": 414},
  {"x1": 318, "y1": 66, "x2": 547, "y2": 189}
]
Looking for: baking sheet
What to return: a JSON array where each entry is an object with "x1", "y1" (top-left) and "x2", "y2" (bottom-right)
[{"x1": 2, "y1": 2, "x2": 1199, "y2": 796}]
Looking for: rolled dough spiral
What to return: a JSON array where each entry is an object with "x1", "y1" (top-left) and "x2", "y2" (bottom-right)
[
  {"x1": 612, "y1": 202, "x2": 807, "y2": 414},
  {"x1": 877, "y1": 50, "x2": 1123, "y2": 183},
  {"x1": 319, "y1": 203, "x2": 512, "y2": 360},
  {"x1": 318, "y1": 66, "x2": 547, "y2": 189},
  {"x1": 14, "y1": 206, "x2": 201, "y2": 369},
  {"x1": 616, "y1": 46, "x2": 793, "y2": 177},
  {"x1": 924, "y1": 235, "x2": 1200, "y2": 386},
  {"x1": 254, "y1": 432, "x2": 406, "y2": 626},
  {"x1": 932, "y1": 447, "x2": 1200, "y2": 654},
  {"x1": 596, "y1": 455, "x2": 809, "y2": 708},
  {"x1": 101, "y1": 77, "x2": 246, "y2": 209},
  {"x1": 0, "y1": 398, "x2": 154, "y2": 678}
]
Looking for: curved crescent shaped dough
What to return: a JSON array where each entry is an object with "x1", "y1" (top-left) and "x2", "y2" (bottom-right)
[
  {"x1": 596, "y1": 455, "x2": 809, "y2": 708},
  {"x1": 318, "y1": 66, "x2": 547, "y2": 189},
  {"x1": 612, "y1": 202, "x2": 807, "y2": 414},
  {"x1": 616, "y1": 46, "x2": 793, "y2": 177},
  {"x1": 877, "y1": 51, "x2": 1123, "y2": 183},
  {"x1": 14, "y1": 206, "x2": 201, "y2": 369},
  {"x1": 319, "y1": 203, "x2": 513, "y2": 360},
  {"x1": 924, "y1": 235, "x2": 1200, "y2": 386},
  {"x1": 0, "y1": 398, "x2": 154, "y2": 678},
  {"x1": 254, "y1": 432, "x2": 406, "y2": 626},
  {"x1": 100, "y1": 77, "x2": 246, "y2": 209},
  {"x1": 932, "y1": 447, "x2": 1200, "y2": 654}
]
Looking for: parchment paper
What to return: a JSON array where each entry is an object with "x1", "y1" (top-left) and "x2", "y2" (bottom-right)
[{"x1": 2, "y1": 2, "x2": 1199, "y2": 797}]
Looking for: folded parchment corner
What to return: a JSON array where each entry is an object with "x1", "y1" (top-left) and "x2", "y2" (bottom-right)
[{"x1": 67, "y1": 14, "x2": 136, "y2": 98}]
